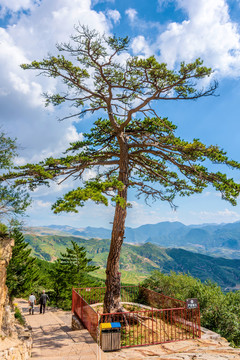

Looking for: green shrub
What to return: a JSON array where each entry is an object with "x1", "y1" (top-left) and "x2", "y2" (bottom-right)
[
  {"x1": 14, "y1": 307, "x2": 25, "y2": 326},
  {"x1": 142, "y1": 271, "x2": 240, "y2": 347},
  {"x1": 0, "y1": 223, "x2": 8, "y2": 237}
]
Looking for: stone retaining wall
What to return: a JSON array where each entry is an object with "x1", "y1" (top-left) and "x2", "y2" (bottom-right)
[
  {"x1": 0, "y1": 304, "x2": 32, "y2": 360},
  {"x1": 0, "y1": 235, "x2": 14, "y2": 335},
  {"x1": 72, "y1": 314, "x2": 84, "y2": 330}
]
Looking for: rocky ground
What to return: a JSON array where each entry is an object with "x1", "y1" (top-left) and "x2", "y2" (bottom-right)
[{"x1": 105, "y1": 331, "x2": 240, "y2": 360}]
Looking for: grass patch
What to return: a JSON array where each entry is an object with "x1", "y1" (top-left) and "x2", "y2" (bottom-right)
[
  {"x1": 120, "y1": 313, "x2": 194, "y2": 347},
  {"x1": 14, "y1": 307, "x2": 25, "y2": 326},
  {"x1": 92, "y1": 268, "x2": 147, "y2": 284}
]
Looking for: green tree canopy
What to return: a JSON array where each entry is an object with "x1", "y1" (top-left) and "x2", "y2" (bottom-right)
[
  {"x1": 142, "y1": 271, "x2": 240, "y2": 347},
  {"x1": 59, "y1": 240, "x2": 99, "y2": 284},
  {"x1": 2, "y1": 26, "x2": 240, "y2": 312},
  {"x1": 0, "y1": 132, "x2": 30, "y2": 221},
  {"x1": 6, "y1": 229, "x2": 39, "y2": 299},
  {"x1": 49, "y1": 240, "x2": 99, "y2": 308}
]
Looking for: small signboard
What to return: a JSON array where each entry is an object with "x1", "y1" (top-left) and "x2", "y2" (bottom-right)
[
  {"x1": 86, "y1": 288, "x2": 91, "y2": 292},
  {"x1": 186, "y1": 298, "x2": 198, "y2": 309}
]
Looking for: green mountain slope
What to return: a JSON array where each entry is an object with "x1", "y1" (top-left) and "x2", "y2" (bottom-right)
[
  {"x1": 24, "y1": 234, "x2": 240, "y2": 290},
  {"x1": 26, "y1": 221, "x2": 240, "y2": 259}
]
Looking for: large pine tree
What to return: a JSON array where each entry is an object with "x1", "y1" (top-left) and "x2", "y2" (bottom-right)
[{"x1": 2, "y1": 27, "x2": 240, "y2": 312}]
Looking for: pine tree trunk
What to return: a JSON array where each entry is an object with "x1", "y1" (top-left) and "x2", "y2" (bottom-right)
[{"x1": 103, "y1": 135, "x2": 128, "y2": 313}]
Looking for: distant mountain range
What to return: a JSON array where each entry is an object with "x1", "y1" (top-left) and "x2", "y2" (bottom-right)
[
  {"x1": 24, "y1": 233, "x2": 240, "y2": 291},
  {"x1": 25, "y1": 221, "x2": 240, "y2": 259}
]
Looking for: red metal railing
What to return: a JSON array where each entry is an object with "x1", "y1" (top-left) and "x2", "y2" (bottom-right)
[
  {"x1": 75, "y1": 285, "x2": 141, "y2": 305},
  {"x1": 74, "y1": 286, "x2": 105, "y2": 305},
  {"x1": 72, "y1": 286, "x2": 201, "y2": 348},
  {"x1": 139, "y1": 287, "x2": 186, "y2": 309},
  {"x1": 100, "y1": 306, "x2": 200, "y2": 347},
  {"x1": 72, "y1": 288, "x2": 99, "y2": 340}
]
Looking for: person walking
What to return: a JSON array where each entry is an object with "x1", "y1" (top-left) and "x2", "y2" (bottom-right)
[
  {"x1": 39, "y1": 290, "x2": 49, "y2": 314},
  {"x1": 28, "y1": 293, "x2": 36, "y2": 315}
]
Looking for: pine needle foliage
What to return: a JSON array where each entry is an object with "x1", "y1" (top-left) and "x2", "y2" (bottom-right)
[
  {"x1": 6, "y1": 229, "x2": 39, "y2": 299},
  {"x1": 0, "y1": 132, "x2": 30, "y2": 220},
  {"x1": 59, "y1": 240, "x2": 99, "y2": 284},
  {"x1": 49, "y1": 240, "x2": 99, "y2": 308}
]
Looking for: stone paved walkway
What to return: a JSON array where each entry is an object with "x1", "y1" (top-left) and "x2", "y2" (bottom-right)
[
  {"x1": 16, "y1": 299, "x2": 106, "y2": 360},
  {"x1": 16, "y1": 299, "x2": 240, "y2": 360}
]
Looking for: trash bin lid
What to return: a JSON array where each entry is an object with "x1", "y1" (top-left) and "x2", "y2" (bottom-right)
[
  {"x1": 100, "y1": 323, "x2": 112, "y2": 330},
  {"x1": 110, "y1": 322, "x2": 121, "y2": 328}
]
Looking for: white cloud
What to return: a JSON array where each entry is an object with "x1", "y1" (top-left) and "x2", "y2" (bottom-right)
[
  {"x1": 0, "y1": 27, "x2": 47, "y2": 115},
  {"x1": 9, "y1": 72, "x2": 30, "y2": 94},
  {"x1": 0, "y1": 0, "x2": 111, "y2": 165},
  {"x1": 31, "y1": 199, "x2": 52, "y2": 210},
  {"x1": 127, "y1": 201, "x2": 179, "y2": 227},
  {"x1": 16, "y1": 125, "x2": 84, "y2": 164},
  {"x1": 125, "y1": 8, "x2": 137, "y2": 22},
  {"x1": 83, "y1": 169, "x2": 98, "y2": 181},
  {"x1": 31, "y1": 180, "x2": 72, "y2": 197},
  {"x1": 131, "y1": 35, "x2": 152, "y2": 57},
  {"x1": 202, "y1": 191, "x2": 212, "y2": 197},
  {"x1": 62, "y1": 126, "x2": 83, "y2": 147},
  {"x1": 0, "y1": 0, "x2": 34, "y2": 14},
  {"x1": 7, "y1": 0, "x2": 108, "y2": 58},
  {"x1": 125, "y1": 8, "x2": 160, "y2": 33},
  {"x1": 190, "y1": 208, "x2": 240, "y2": 223},
  {"x1": 156, "y1": 0, "x2": 240, "y2": 76},
  {"x1": 26, "y1": 199, "x2": 115, "y2": 227},
  {"x1": 107, "y1": 9, "x2": 121, "y2": 24}
]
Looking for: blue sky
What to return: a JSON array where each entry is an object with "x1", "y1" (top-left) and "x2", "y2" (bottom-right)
[{"x1": 1, "y1": 0, "x2": 240, "y2": 228}]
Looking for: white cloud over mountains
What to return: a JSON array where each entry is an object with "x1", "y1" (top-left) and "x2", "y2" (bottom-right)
[{"x1": 190, "y1": 208, "x2": 240, "y2": 223}]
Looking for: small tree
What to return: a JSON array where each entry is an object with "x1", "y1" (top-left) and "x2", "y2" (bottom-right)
[
  {"x1": 59, "y1": 240, "x2": 99, "y2": 285},
  {"x1": 49, "y1": 241, "x2": 99, "y2": 308},
  {"x1": 3, "y1": 27, "x2": 240, "y2": 312},
  {"x1": 0, "y1": 132, "x2": 30, "y2": 221},
  {"x1": 6, "y1": 229, "x2": 39, "y2": 299},
  {"x1": 48, "y1": 259, "x2": 68, "y2": 307}
]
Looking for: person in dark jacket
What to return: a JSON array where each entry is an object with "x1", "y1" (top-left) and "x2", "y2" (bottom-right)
[{"x1": 39, "y1": 290, "x2": 49, "y2": 314}]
